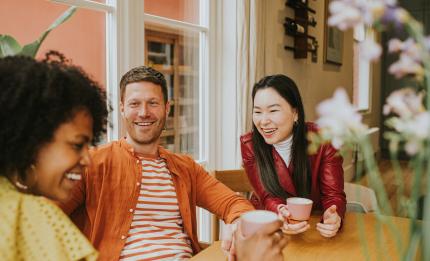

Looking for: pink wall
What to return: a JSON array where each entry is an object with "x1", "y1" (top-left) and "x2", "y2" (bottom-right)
[
  {"x1": 0, "y1": 0, "x2": 201, "y2": 88},
  {"x1": 144, "y1": 0, "x2": 199, "y2": 24},
  {"x1": 0, "y1": 0, "x2": 106, "y2": 87}
]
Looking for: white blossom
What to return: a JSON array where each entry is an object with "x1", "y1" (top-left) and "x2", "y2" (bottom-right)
[
  {"x1": 383, "y1": 88, "x2": 425, "y2": 118},
  {"x1": 388, "y1": 38, "x2": 422, "y2": 61},
  {"x1": 328, "y1": 1, "x2": 363, "y2": 31},
  {"x1": 316, "y1": 88, "x2": 368, "y2": 148},
  {"x1": 388, "y1": 112, "x2": 430, "y2": 155},
  {"x1": 359, "y1": 38, "x2": 382, "y2": 61},
  {"x1": 388, "y1": 53, "x2": 424, "y2": 79},
  {"x1": 328, "y1": 0, "x2": 390, "y2": 30}
]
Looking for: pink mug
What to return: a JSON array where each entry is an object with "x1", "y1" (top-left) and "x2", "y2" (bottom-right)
[
  {"x1": 240, "y1": 210, "x2": 279, "y2": 237},
  {"x1": 286, "y1": 197, "x2": 313, "y2": 222}
]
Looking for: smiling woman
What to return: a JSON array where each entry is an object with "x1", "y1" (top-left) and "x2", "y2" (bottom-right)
[
  {"x1": 0, "y1": 53, "x2": 109, "y2": 260},
  {"x1": 240, "y1": 74, "x2": 346, "y2": 238}
]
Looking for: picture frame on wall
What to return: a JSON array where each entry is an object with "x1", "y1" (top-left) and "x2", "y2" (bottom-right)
[{"x1": 324, "y1": 0, "x2": 343, "y2": 65}]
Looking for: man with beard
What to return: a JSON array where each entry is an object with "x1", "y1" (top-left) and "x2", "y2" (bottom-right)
[{"x1": 60, "y1": 66, "x2": 254, "y2": 261}]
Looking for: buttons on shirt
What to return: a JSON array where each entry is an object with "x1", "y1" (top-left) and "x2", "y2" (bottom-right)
[
  {"x1": 136, "y1": 160, "x2": 139, "y2": 164},
  {"x1": 136, "y1": 182, "x2": 140, "y2": 186},
  {"x1": 121, "y1": 235, "x2": 126, "y2": 240},
  {"x1": 129, "y1": 208, "x2": 133, "y2": 213}
]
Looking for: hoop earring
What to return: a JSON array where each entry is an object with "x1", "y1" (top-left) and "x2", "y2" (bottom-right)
[
  {"x1": 15, "y1": 164, "x2": 37, "y2": 191},
  {"x1": 15, "y1": 180, "x2": 28, "y2": 190}
]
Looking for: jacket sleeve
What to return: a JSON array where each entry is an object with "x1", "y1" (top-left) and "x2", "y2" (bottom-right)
[
  {"x1": 240, "y1": 135, "x2": 284, "y2": 214},
  {"x1": 318, "y1": 144, "x2": 347, "y2": 219},
  {"x1": 194, "y1": 163, "x2": 255, "y2": 224}
]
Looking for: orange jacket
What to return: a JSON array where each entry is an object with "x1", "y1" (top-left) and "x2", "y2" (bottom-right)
[{"x1": 60, "y1": 138, "x2": 254, "y2": 260}]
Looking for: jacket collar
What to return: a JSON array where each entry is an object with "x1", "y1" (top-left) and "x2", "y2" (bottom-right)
[
  {"x1": 271, "y1": 147, "x2": 297, "y2": 196},
  {"x1": 119, "y1": 138, "x2": 183, "y2": 178}
]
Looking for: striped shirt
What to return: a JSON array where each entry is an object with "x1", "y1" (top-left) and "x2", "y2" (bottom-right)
[{"x1": 119, "y1": 157, "x2": 193, "y2": 260}]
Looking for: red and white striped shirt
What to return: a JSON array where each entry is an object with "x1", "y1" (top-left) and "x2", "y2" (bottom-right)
[{"x1": 119, "y1": 157, "x2": 193, "y2": 260}]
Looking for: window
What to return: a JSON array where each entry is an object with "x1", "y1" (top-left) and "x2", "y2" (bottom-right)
[{"x1": 353, "y1": 26, "x2": 374, "y2": 112}]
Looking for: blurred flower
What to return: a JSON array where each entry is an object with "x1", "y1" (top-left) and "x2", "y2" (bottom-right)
[
  {"x1": 388, "y1": 38, "x2": 403, "y2": 52},
  {"x1": 388, "y1": 38, "x2": 422, "y2": 61},
  {"x1": 360, "y1": 38, "x2": 382, "y2": 61},
  {"x1": 321, "y1": 1, "x2": 430, "y2": 258},
  {"x1": 388, "y1": 53, "x2": 424, "y2": 79},
  {"x1": 316, "y1": 88, "x2": 368, "y2": 148},
  {"x1": 328, "y1": 1, "x2": 363, "y2": 30},
  {"x1": 383, "y1": 88, "x2": 425, "y2": 118},
  {"x1": 387, "y1": 112, "x2": 430, "y2": 155},
  {"x1": 328, "y1": 0, "x2": 408, "y2": 31}
]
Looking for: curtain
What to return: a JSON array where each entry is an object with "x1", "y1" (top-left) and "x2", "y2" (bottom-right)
[{"x1": 235, "y1": 0, "x2": 266, "y2": 166}]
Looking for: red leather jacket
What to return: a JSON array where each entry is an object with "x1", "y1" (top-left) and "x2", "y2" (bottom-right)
[{"x1": 240, "y1": 122, "x2": 346, "y2": 219}]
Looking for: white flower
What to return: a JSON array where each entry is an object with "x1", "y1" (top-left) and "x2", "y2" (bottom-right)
[
  {"x1": 388, "y1": 53, "x2": 424, "y2": 79},
  {"x1": 388, "y1": 112, "x2": 430, "y2": 155},
  {"x1": 388, "y1": 38, "x2": 422, "y2": 61},
  {"x1": 388, "y1": 38, "x2": 404, "y2": 52},
  {"x1": 383, "y1": 88, "x2": 425, "y2": 118},
  {"x1": 328, "y1": 1, "x2": 363, "y2": 31},
  {"x1": 328, "y1": 0, "x2": 392, "y2": 30},
  {"x1": 316, "y1": 88, "x2": 368, "y2": 148},
  {"x1": 359, "y1": 38, "x2": 382, "y2": 61}
]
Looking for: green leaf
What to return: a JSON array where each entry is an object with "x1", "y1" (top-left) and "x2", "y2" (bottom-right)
[
  {"x1": 20, "y1": 6, "x2": 77, "y2": 57},
  {"x1": 0, "y1": 35, "x2": 22, "y2": 58}
]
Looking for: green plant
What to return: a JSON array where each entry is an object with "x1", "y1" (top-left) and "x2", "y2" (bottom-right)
[{"x1": 0, "y1": 6, "x2": 76, "y2": 58}]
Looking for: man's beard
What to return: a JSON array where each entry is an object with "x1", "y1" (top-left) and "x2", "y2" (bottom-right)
[{"x1": 134, "y1": 116, "x2": 166, "y2": 145}]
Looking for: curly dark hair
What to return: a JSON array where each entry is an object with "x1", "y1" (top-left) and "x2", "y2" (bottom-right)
[
  {"x1": 119, "y1": 66, "x2": 168, "y2": 103},
  {"x1": 0, "y1": 52, "x2": 109, "y2": 180}
]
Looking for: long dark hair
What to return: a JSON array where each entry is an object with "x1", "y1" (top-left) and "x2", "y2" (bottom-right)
[{"x1": 251, "y1": 75, "x2": 311, "y2": 198}]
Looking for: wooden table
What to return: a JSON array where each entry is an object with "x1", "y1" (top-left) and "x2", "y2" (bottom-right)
[{"x1": 191, "y1": 213, "x2": 416, "y2": 261}]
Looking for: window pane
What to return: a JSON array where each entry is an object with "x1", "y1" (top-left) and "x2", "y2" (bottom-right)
[
  {"x1": 145, "y1": 27, "x2": 200, "y2": 159},
  {"x1": 144, "y1": 0, "x2": 200, "y2": 25},
  {"x1": 0, "y1": 0, "x2": 106, "y2": 88}
]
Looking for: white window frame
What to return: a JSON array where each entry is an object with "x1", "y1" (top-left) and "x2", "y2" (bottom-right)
[{"x1": 353, "y1": 26, "x2": 374, "y2": 113}]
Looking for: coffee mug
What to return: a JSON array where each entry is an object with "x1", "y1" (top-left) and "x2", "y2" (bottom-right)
[
  {"x1": 240, "y1": 210, "x2": 279, "y2": 237},
  {"x1": 286, "y1": 197, "x2": 313, "y2": 222}
]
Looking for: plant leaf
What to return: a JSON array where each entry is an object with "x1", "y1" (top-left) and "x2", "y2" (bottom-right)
[
  {"x1": 0, "y1": 35, "x2": 22, "y2": 58},
  {"x1": 20, "y1": 6, "x2": 77, "y2": 57}
]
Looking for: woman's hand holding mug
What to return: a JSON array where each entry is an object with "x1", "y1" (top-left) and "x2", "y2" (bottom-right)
[{"x1": 277, "y1": 204, "x2": 310, "y2": 235}]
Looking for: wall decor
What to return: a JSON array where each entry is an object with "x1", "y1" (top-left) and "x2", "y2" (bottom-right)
[{"x1": 324, "y1": 0, "x2": 343, "y2": 65}]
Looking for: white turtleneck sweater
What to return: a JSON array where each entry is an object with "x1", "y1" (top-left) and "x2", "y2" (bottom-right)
[{"x1": 273, "y1": 135, "x2": 293, "y2": 167}]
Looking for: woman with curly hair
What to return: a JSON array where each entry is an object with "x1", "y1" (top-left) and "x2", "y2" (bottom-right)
[{"x1": 0, "y1": 53, "x2": 109, "y2": 260}]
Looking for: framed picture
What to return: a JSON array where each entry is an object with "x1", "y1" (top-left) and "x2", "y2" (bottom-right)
[{"x1": 324, "y1": 0, "x2": 343, "y2": 65}]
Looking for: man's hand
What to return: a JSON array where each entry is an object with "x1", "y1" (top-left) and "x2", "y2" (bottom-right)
[
  {"x1": 316, "y1": 205, "x2": 341, "y2": 238},
  {"x1": 234, "y1": 219, "x2": 288, "y2": 261}
]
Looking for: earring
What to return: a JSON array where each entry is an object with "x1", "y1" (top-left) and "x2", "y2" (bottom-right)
[
  {"x1": 15, "y1": 180, "x2": 28, "y2": 190},
  {"x1": 15, "y1": 164, "x2": 37, "y2": 191}
]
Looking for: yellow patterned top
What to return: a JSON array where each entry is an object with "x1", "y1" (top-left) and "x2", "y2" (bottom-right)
[{"x1": 0, "y1": 176, "x2": 98, "y2": 261}]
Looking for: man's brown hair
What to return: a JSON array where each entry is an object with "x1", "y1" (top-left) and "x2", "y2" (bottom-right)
[{"x1": 119, "y1": 66, "x2": 168, "y2": 103}]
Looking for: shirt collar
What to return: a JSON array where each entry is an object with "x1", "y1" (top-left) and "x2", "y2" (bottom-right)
[{"x1": 119, "y1": 138, "x2": 182, "y2": 177}]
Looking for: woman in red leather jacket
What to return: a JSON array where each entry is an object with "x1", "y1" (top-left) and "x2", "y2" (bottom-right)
[{"x1": 240, "y1": 74, "x2": 346, "y2": 238}]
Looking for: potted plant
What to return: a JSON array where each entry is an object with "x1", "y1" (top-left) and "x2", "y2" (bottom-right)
[{"x1": 0, "y1": 6, "x2": 76, "y2": 58}]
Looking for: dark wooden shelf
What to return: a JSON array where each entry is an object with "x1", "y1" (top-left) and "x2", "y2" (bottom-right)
[{"x1": 285, "y1": 1, "x2": 316, "y2": 14}]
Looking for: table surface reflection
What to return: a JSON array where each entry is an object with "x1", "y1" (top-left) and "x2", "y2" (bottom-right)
[{"x1": 191, "y1": 212, "x2": 416, "y2": 261}]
